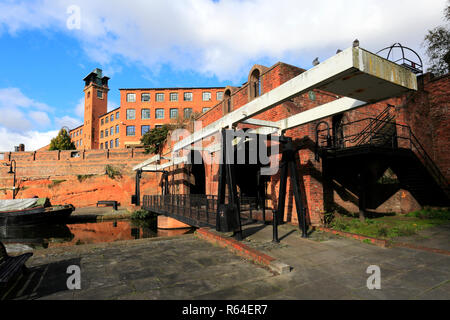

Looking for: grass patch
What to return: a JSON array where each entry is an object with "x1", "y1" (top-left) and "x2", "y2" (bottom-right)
[
  {"x1": 77, "y1": 174, "x2": 95, "y2": 182},
  {"x1": 406, "y1": 207, "x2": 450, "y2": 220},
  {"x1": 329, "y1": 209, "x2": 449, "y2": 240},
  {"x1": 48, "y1": 179, "x2": 66, "y2": 189}
]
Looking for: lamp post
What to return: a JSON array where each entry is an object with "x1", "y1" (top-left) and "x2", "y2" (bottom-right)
[{"x1": 8, "y1": 160, "x2": 17, "y2": 199}]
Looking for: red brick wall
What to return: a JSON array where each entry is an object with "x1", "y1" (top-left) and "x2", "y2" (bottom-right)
[
  {"x1": 0, "y1": 149, "x2": 159, "y2": 208},
  {"x1": 424, "y1": 74, "x2": 450, "y2": 179},
  {"x1": 162, "y1": 62, "x2": 449, "y2": 228},
  {"x1": 195, "y1": 66, "x2": 448, "y2": 226}
]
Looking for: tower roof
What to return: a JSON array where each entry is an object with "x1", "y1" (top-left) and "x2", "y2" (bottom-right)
[{"x1": 83, "y1": 68, "x2": 110, "y2": 87}]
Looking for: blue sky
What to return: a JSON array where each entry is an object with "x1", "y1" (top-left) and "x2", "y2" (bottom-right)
[{"x1": 0, "y1": 0, "x2": 446, "y2": 151}]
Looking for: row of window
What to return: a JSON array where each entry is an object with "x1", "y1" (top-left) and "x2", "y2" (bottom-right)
[
  {"x1": 125, "y1": 107, "x2": 210, "y2": 120},
  {"x1": 100, "y1": 125, "x2": 120, "y2": 139},
  {"x1": 126, "y1": 91, "x2": 223, "y2": 103},
  {"x1": 71, "y1": 129, "x2": 83, "y2": 138},
  {"x1": 101, "y1": 112, "x2": 120, "y2": 126},
  {"x1": 100, "y1": 104, "x2": 213, "y2": 125},
  {"x1": 100, "y1": 139, "x2": 120, "y2": 149},
  {"x1": 76, "y1": 139, "x2": 83, "y2": 147},
  {"x1": 125, "y1": 125, "x2": 161, "y2": 137}
]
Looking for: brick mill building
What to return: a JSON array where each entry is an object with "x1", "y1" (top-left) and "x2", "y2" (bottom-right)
[
  {"x1": 69, "y1": 68, "x2": 225, "y2": 150},
  {"x1": 1, "y1": 45, "x2": 448, "y2": 226}
]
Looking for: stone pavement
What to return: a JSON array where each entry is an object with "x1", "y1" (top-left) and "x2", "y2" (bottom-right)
[
  {"x1": 239, "y1": 222, "x2": 450, "y2": 300},
  {"x1": 2, "y1": 235, "x2": 274, "y2": 300},
  {"x1": 392, "y1": 223, "x2": 450, "y2": 252},
  {"x1": 2, "y1": 223, "x2": 449, "y2": 300}
]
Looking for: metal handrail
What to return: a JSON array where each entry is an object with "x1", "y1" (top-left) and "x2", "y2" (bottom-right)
[
  {"x1": 142, "y1": 193, "x2": 260, "y2": 228},
  {"x1": 408, "y1": 129, "x2": 448, "y2": 190},
  {"x1": 350, "y1": 105, "x2": 395, "y2": 145},
  {"x1": 316, "y1": 116, "x2": 448, "y2": 191}
]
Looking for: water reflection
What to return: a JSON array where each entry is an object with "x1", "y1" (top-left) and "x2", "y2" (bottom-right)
[{"x1": 0, "y1": 219, "x2": 194, "y2": 252}]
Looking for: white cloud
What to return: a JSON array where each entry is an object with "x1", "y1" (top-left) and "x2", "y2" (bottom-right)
[
  {"x1": 0, "y1": 0, "x2": 446, "y2": 80},
  {"x1": 0, "y1": 88, "x2": 52, "y2": 112},
  {"x1": 74, "y1": 97, "x2": 84, "y2": 118},
  {"x1": 55, "y1": 115, "x2": 81, "y2": 130},
  {"x1": 0, "y1": 87, "x2": 53, "y2": 131},
  {"x1": 0, "y1": 107, "x2": 32, "y2": 131},
  {"x1": 0, "y1": 127, "x2": 58, "y2": 151},
  {"x1": 0, "y1": 87, "x2": 59, "y2": 150},
  {"x1": 29, "y1": 111, "x2": 51, "y2": 127}
]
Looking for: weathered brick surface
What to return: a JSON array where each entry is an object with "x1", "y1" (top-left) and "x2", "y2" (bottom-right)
[
  {"x1": 192, "y1": 65, "x2": 449, "y2": 227},
  {"x1": 1, "y1": 65, "x2": 448, "y2": 223},
  {"x1": 0, "y1": 149, "x2": 157, "y2": 208}
]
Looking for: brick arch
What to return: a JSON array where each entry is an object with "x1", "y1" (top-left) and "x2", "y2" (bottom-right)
[
  {"x1": 222, "y1": 86, "x2": 239, "y2": 115},
  {"x1": 247, "y1": 65, "x2": 269, "y2": 102}
]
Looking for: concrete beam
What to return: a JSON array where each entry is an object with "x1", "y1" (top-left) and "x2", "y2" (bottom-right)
[
  {"x1": 133, "y1": 154, "x2": 160, "y2": 171},
  {"x1": 277, "y1": 97, "x2": 366, "y2": 131},
  {"x1": 173, "y1": 46, "x2": 417, "y2": 152},
  {"x1": 239, "y1": 118, "x2": 281, "y2": 128},
  {"x1": 191, "y1": 98, "x2": 365, "y2": 154},
  {"x1": 141, "y1": 156, "x2": 187, "y2": 171}
]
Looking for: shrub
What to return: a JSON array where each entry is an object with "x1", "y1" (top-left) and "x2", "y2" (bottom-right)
[
  {"x1": 331, "y1": 218, "x2": 350, "y2": 231},
  {"x1": 105, "y1": 165, "x2": 122, "y2": 180},
  {"x1": 376, "y1": 224, "x2": 389, "y2": 238},
  {"x1": 77, "y1": 174, "x2": 95, "y2": 182},
  {"x1": 131, "y1": 209, "x2": 153, "y2": 220},
  {"x1": 141, "y1": 125, "x2": 170, "y2": 154},
  {"x1": 322, "y1": 212, "x2": 335, "y2": 227}
]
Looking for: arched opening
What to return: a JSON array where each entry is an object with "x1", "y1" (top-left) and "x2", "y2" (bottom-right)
[
  {"x1": 223, "y1": 89, "x2": 232, "y2": 115},
  {"x1": 249, "y1": 69, "x2": 261, "y2": 100},
  {"x1": 187, "y1": 150, "x2": 206, "y2": 195}
]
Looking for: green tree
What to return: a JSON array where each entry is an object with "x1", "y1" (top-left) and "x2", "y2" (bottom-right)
[
  {"x1": 141, "y1": 125, "x2": 170, "y2": 154},
  {"x1": 423, "y1": 1, "x2": 450, "y2": 76},
  {"x1": 49, "y1": 129, "x2": 76, "y2": 151}
]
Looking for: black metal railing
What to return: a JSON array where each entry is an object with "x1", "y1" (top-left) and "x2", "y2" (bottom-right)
[
  {"x1": 142, "y1": 194, "x2": 260, "y2": 228},
  {"x1": 143, "y1": 194, "x2": 218, "y2": 227},
  {"x1": 351, "y1": 105, "x2": 396, "y2": 146}
]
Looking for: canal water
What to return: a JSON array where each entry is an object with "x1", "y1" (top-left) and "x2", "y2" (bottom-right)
[{"x1": 0, "y1": 219, "x2": 195, "y2": 253}]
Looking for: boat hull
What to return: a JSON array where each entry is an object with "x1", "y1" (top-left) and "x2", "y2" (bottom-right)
[{"x1": 0, "y1": 205, "x2": 75, "y2": 226}]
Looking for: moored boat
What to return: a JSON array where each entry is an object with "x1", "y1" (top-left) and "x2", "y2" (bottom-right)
[{"x1": 0, "y1": 198, "x2": 75, "y2": 226}]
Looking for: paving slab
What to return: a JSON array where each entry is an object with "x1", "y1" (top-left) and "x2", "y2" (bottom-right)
[{"x1": 2, "y1": 220, "x2": 449, "y2": 300}]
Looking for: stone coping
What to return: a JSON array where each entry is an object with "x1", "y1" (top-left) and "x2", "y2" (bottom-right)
[{"x1": 316, "y1": 226, "x2": 450, "y2": 255}]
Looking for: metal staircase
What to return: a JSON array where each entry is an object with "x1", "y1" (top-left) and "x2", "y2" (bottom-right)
[{"x1": 316, "y1": 105, "x2": 449, "y2": 207}]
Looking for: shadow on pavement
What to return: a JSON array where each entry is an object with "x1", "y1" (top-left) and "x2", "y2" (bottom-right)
[{"x1": 2, "y1": 258, "x2": 81, "y2": 300}]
